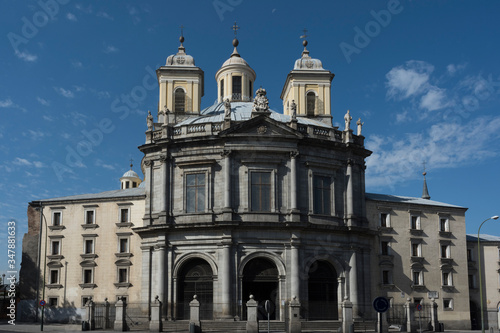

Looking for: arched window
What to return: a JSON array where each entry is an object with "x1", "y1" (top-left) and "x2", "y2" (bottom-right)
[
  {"x1": 306, "y1": 91, "x2": 316, "y2": 115},
  {"x1": 174, "y1": 87, "x2": 185, "y2": 112}
]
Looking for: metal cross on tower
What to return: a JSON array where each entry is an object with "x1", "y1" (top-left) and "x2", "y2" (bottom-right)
[{"x1": 232, "y1": 22, "x2": 240, "y2": 36}]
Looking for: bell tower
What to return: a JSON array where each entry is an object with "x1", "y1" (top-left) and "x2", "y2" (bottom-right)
[
  {"x1": 156, "y1": 33, "x2": 204, "y2": 117},
  {"x1": 281, "y1": 32, "x2": 334, "y2": 125}
]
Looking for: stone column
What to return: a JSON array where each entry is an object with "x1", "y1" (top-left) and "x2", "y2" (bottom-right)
[
  {"x1": 144, "y1": 160, "x2": 153, "y2": 225},
  {"x1": 155, "y1": 244, "x2": 166, "y2": 307},
  {"x1": 404, "y1": 298, "x2": 416, "y2": 333},
  {"x1": 219, "y1": 238, "x2": 232, "y2": 319},
  {"x1": 430, "y1": 298, "x2": 439, "y2": 331},
  {"x1": 346, "y1": 160, "x2": 354, "y2": 220},
  {"x1": 290, "y1": 152, "x2": 298, "y2": 211},
  {"x1": 140, "y1": 246, "x2": 152, "y2": 312},
  {"x1": 160, "y1": 155, "x2": 169, "y2": 223},
  {"x1": 222, "y1": 150, "x2": 232, "y2": 221},
  {"x1": 342, "y1": 297, "x2": 353, "y2": 333},
  {"x1": 86, "y1": 298, "x2": 95, "y2": 330},
  {"x1": 114, "y1": 298, "x2": 126, "y2": 331},
  {"x1": 150, "y1": 297, "x2": 163, "y2": 332},
  {"x1": 290, "y1": 239, "x2": 300, "y2": 301},
  {"x1": 190, "y1": 295, "x2": 201, "y2": 333},
  {"x1": 246, "y1": 295, "x2": 258, "y2": 333},
  {"x1": 360, "y1": 164, "x2": 366, "y2": 219},
  {"x1": 349, "y1": 250, "x2": 358, "y2": 316},
  {"x1": 289, "y1": 296, "x2": 301, "y2": 333},
  {"x1": 167, "y1": 246, "x2": 173, "y2": 320}
]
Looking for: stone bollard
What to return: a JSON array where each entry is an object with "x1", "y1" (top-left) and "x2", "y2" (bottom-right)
[
  {"x1": 86, "y1": 297, "x2": 95, "y2": 330},
  {"x1": 404, "y1": 298, "x2": 416, "y2": 333},
  {"x1": 150, "y1": 295, "x2": 163, "y2": 332},
  {"x1": 342, "y1": 297, "x2": 353, "y2": 333},
  {"x1": 246, "y1": 295, "x2": 259, "y2": 333},
  {"x1": 289, "y1": 296, "x2": 301, "y2": 333},
  {"x1": 114, "y1": 297, "x2": 127, "y2": 331},
  {"x1": 189, "y1": 295, "x2": 201, "y2": 333},
  {"x1": 430, "y1": 298, "x2": 439, "y2": 332}
]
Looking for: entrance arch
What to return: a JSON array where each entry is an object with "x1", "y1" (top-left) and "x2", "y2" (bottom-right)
[
  {"x1": 177, "y1": 258, "x2": 213, "y2": 320},
  {"x1": 308, "y1": 260, "x2": 338, "y2": 320},
  {"x1": 242, "y1": 257, "x2": 279, "y2": 320}
]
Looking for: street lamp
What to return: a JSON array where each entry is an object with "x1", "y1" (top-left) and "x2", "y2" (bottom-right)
[{"x1": 478, "y1": 215, "x2": 499, "y2": 333}]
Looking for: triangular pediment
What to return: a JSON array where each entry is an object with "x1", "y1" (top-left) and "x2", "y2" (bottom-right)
[{"x1": 219, "y1": 114, "x2": 303, "y2": 139}]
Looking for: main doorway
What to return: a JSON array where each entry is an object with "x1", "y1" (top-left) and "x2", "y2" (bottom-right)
[
  {"x1": 177, "y1": 258, "x2": 213, "y2": 320},
  {"x1": 242, "y1": 257, "x2": 279, "y2": 320},
  {"x1": 307, "y1": 260, "x2": 338, "y2": 320}
]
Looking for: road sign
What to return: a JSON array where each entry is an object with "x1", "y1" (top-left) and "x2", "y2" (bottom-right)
[
  {"x1": 416, "y1": 304, "x2": 423, "y2": 311},
  {"x1": 264, "y1": 300, "x2": 270, "y2": 313},
  {"x1": 40, "y1": 300, "x2": 46, "y2": 306},
  {"x1": 373, "y1": 296, "x2": 390, "y2": 313}
]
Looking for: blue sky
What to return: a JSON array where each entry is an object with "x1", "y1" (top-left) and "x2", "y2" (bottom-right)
[{"x1": 1, "y1": 0, "x2": 500, "y2": 276}]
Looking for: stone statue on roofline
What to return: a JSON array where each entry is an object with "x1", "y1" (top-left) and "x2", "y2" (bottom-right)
[
  {"x1": 252, "y1": 87, "x2": 269, "y2": 113},
  {"x1": 224, "y1": 98, "x2": 231, "y2": 119},
  {"x1": 147, "y1": 110, "x2": 154, "y2": 130},
  {"x1": 344, "y1": 109, "x2": 352, "y2": 131},
  {"x1": 291, "y1": 100, "x2": 297, "y2": 120},
  {"x1": 357, "y1": 117, "x2": 364, "y2": 136}
]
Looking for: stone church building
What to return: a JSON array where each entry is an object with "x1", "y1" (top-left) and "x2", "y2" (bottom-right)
[{"x1": 21, "y1": 33, "x2": 472, "y2": 330}]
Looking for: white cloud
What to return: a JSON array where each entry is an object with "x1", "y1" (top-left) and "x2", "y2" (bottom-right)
[
  {"x1": 61, "y1": 133, "x2": 71, "y2": 139},
  {"x1": 33, "y1": 161, "x2": 45, "y2": 168},
  {"x1": 43, "y1": 115, "x2": 54, "y2": 122},
  {"x1": 386, "y1": 61, "x2": 434, "y2": 100},
  {"x1": 71, "y1": 60, "x2": 83, "y2": 68},
  {"x1": 366, "y1": 116, "x2": 500, "y2": 188},
  {"x1": 447, "y1": 63, "x2": 467, "y2": 75},
  {"x1": 0, "y1": 99, "x2": 13, "y2": 108},
  {"x1": 54, "y1": 87, "x2": 75, "y2": 98},
  {"x1": 97, "y1": 11, "x2": 114, "y2": 20},
  {"x1": 37, "y1": 97, "x2": 50, "y2": 106},
  {"x1": 14, "y1": 50, "x2": 37, "y2": 62},
  {"x1": 66, "y1": 13, "x2": 77, "y2": 21},
  {"x1": 419, "y1": 87, "x2": 451, "y2": 111},
  {"x1": 95, "y1": 159, "x2": 115, "y2": 170},
  {"x1": 103, "y1": 44, "x2": 119, "y2": 54},
  {"x1": 24, "y1": 130, "x2": 48, "y2": 140},
  {"x1": 13, "y1": 158, "x2": 32, "y2": 166}
]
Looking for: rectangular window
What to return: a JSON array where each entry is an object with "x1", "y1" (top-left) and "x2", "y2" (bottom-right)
[
  {"x1": 120, "y1": 208, "x2": 129, "y2": 223},
  {"x1": 412, "y1": 271, "x2": 422, "y2": 285},
  {"x1": 443, "y1": 299, "x2": 453, "y2": 310},
  {"x1": 442, "y1": 272, "x2": 452, "y2": 286},
  {"x1": 441, "y1": 245, "x2": 450, "y2": 258},
  {"x1": 52, "y1": 212, "x2": 62, "y2": 226},
  {"x1": 51, "y1": 240, "x2": 60, "y2": 255},
  {"x1": 232, "y1": 75, "x2": 241, "y2": 95},
  {"x1": 48, "y1": 297, "x2": 58, "y2": 307},
  {"x1": 313, "y1": 175, "x2": 331, "y2": 215},
  {"x1": 84, "y1": 239, "x2": 94, "y2": 254},
  {"x1": 82, "y1": 296, "x2": 90, "y2": 307},
  {"x1": 118, "y1": 268, "x2": 128, "y2": 283},
  {"x1": 467, "y1": 248, "x2": 473, "y2": 261},
  {"x1": 382, "y1": 270, "x2": 391, "y2": 285},
  {"x1": 85, "y1": 210, "x2": 95, "y2": 224},
  {"x1": 50, "y1": 270, "x2": 59, "y2": 284},
  {"x1": 468, "y1": 274, "x2": 475, "y2": 288},
  {"x1": 248, "y1": 80, "x2": 252, "y2": 100},
  {"x1": 186, "y1": 173, "x2": 206, "y2": 213},
  {"x1": 380, "y1": 213, "x2": 389, "y2": 227},
  {"x1": 410, "y1": 215, "x2": 420, "y2": 229},
  {"x1": 411, "y1": 243, "x2": 421, "y2": 257},
  {"x1": 119, "y1": 238, "x2": 129, "y2": 253},
  {"x1": 381, "y1": 241, "x2": 390, "y2": 255},
  {"x1": 440, "y1": 217, "x2": 449, "y2": 232},
  {"x1": 251, "y1": 172, "x2": 271, "y2": 212},
  {"x1": 83, "y1": 269, "x2": 93, "y2": 284},
  {"x1": 220, "y1": 79, "x2": 224, "y2": 99}
]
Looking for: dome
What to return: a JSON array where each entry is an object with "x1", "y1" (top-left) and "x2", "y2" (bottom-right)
[
  {"x1": 122, "y1": 169, "x2": 139, "y2": 179},
  {"x1": 221, "y1": 55, "x2": 250, "y2": 68},
  {"x1": 166, "y1": 37, "x2": 195, "y2": 67},
  {"x1": 293, "y1": 41, "x2": 325, "y2": 70}
]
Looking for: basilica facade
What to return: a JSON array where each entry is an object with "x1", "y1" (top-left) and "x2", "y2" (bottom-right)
[{"x1": 20, "y1": 34, "x2": 473, "y2": 330}]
